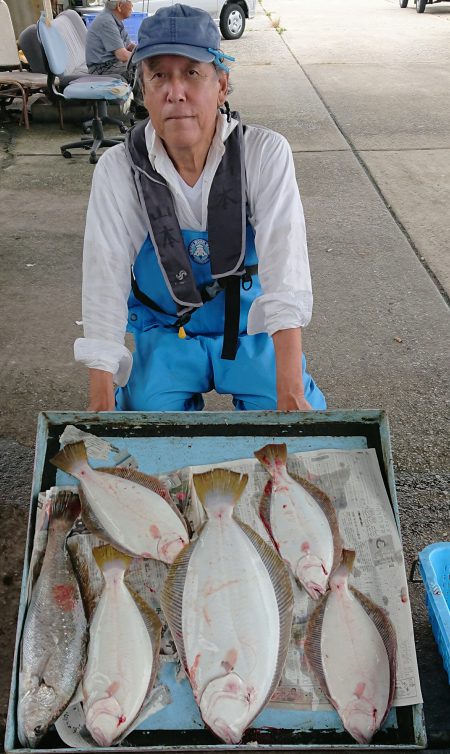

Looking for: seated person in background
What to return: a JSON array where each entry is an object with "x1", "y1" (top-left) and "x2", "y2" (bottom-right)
[{"x1": 85, "y1": 0, "x2": 136, "y2": 80}]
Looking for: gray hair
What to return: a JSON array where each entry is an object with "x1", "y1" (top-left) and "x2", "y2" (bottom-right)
[{"x1": 104, "y1": 0, "x2": 126, "y2": 8}]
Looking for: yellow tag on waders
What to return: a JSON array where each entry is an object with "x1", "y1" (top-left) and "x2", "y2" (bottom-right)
[{"x1": 178, "y1": 326, "x2": 187, "y2": 339}]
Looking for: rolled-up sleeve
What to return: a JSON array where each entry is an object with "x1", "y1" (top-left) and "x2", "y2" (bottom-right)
[
  {"x1": 74, "y1": 147, "x2": 143, "y2": 386},
  {"x1": 245, "y1": 127, "x2": 313, "y2": 336}
]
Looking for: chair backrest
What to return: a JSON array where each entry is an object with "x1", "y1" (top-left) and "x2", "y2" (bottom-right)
[
  {"x1": 37, "y1": 13, "x2": 68, "y2": 77},
  {"x1": 18, "y1": 24, "x2": 47, "y2": 74},
  {"x1": 53, "y1": 10, "x2": 88, "y2": 77},
  {"x1": 0, "y1": 0, "x2": 21, "y2": 68}
]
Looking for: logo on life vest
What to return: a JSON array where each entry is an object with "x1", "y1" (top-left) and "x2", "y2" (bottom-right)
[{"x1": 188, "y1": 238, "x2": 210, "y2": 265}]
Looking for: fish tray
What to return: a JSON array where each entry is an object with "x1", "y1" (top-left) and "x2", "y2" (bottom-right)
[
  {"x1": 418, "y1": 542, "x2": 450, "y2": 683},
  {"x1": 5, "y1": 409, "x2": 427, "y2": 752}
]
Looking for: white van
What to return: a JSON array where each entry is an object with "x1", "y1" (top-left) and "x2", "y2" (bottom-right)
[{"x1": 131, "y1": 0, "x2": 256, "y2": 39}]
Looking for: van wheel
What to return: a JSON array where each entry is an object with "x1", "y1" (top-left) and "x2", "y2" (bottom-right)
[
  {"x1": 220, "y1": 3, "x2": 245, "y2": 39},
  {"x1": 416, "y1": 0, "x2": 426, "y2": 10}
]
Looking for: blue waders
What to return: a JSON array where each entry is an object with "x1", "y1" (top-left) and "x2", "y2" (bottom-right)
[{"x1": 115, "y1": 226, "x2": 326, "y2": 412}]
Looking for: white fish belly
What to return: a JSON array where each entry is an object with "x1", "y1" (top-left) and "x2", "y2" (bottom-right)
[
  {"x1": 271, "y1": 482, "x2": 334, "y2": 573},
  {"x1": 321, "y1": 590, "x2": 390, "y2": 733},
  {"x1": 182, "y1": 520, "x2": 280, "y2": 711},
  {"x1": 83, "y1": 582, "x2": 152, "y2": 738},
  {"x1": 81, "y1": 471, "x2": 186, "y2": 558}
]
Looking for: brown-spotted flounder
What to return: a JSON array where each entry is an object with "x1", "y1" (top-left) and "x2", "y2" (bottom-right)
[{"x1": 160, "y1": 468, "x2": 293, "y2": 744}]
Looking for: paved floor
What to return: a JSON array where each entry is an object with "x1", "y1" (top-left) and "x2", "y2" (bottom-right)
[{"x1": 0, "y1": 0, "x2": 449, "y2": 748}]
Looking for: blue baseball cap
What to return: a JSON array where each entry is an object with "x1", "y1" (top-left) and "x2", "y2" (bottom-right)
[{"x1": 133, "y1": 4, "x2": 221, "y2": 65}]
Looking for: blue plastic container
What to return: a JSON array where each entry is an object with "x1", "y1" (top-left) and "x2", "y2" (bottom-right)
[
  {"x1": 83, "y1": 11, "x2": 147, "y2": 42},
  {"x1": 418, "y1": 541, "x2": 450, "y2": 683},
  {"x1": 123, "y1": 12, "x2": 147, "y2": 42}
]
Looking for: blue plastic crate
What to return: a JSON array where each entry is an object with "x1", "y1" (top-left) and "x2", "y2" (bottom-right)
[
  {"x1": 83, "y1": 12, "x2": 147, "y2": 42},
  {"x1": 124, "y1": 12, "x2": 147, "y2": 42},
  {"x1": 419, "y1": 541, "x2": 450, "y2": 683},
  {"x1": 82, "y1": 12, "x2": 96, "y2": 27}
]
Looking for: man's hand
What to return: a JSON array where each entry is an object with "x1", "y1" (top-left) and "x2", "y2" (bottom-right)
[
  {"x1": 272, "y1": 328, "x2": 312, "y2": 411},
  {"x1": 88, "y1": 368, "x2": 115, "y2": 412},
  {"x1": 114, "y1": 46, "x2": 133, "y2": 63},
  {"x1": 277, "y1": 391, "x2": 312, "y2": 412}
]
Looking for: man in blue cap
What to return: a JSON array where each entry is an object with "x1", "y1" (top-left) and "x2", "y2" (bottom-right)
[{"x1": 75, "y1": 3, "x2": 326, "y2": 412}]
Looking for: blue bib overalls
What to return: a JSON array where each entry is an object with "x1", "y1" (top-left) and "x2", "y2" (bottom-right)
[{"x1": 115, "y1": 225, "x2": 326, "y2": 411}]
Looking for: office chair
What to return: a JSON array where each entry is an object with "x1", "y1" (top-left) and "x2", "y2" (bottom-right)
[{"x1": 37, "y1": 12, "x2": 132, "y2": 163}]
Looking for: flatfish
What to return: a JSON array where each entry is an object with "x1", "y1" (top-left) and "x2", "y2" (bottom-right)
[
  {"x1": 254, "y1": 443, "x2": 342, "y2": 598},
  {"x1": 50, "y1": 441, "x2": 189, "y2": 562},
  {"x1": 17, "y1": 492, "x2": 87, "y2": 748},
  {"x1": 304, "y1": 549, "x2": 397, "y2": 743},
  {"x1": 83, "y1": 544, "x2": 162, "y2": 746},
  {"x1": 160, "y1": 468, "x2": 293, "y2": 744}
]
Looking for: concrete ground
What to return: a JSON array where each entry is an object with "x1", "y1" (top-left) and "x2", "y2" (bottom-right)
[{"x1": 0, "y1": 0, "x2": 449, "y2": 748}]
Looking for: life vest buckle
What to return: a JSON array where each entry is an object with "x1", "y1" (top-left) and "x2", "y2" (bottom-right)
[{"x1": 241, "y1": 270, "x2": 253, "y2": 292}]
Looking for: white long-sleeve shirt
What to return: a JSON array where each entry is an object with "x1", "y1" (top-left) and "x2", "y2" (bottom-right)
[{"x1": 74, "y1": 114, "x2": 313, "y2": 386}]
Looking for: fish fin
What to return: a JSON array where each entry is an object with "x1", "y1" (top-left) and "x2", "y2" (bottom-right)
[
  {"x1": 304, "y1": 594, "x2": 331, "y2": 698},
  {"x1": 97, "y1": 466, "x2": 189, "y2": 535},
  {"x1": 67, "y1": 532, "x2": 104, "y2": 622},
  {"x1": 50, "y1": 491, "x2": 81, "y2": 525},
  {"x1": 291, "y1": 473, "x2": 343, "y2": 573},
  {"x1": 49, "y1": 441, "x2": 88, "y2": 476},
  {"x1": 127, "y1": 587, "x2": 162, "y2": 702},
  {"x1": 160, "y1": 539, "x2": 201, "y2": 672},
  {"x1": 350, "y1": 585, "x2": 397, "y2": 720},
  {"x1": 254, "y1": 443, "x2": 287, "y2": 472},
  {"x1": 259, "y1": 480, "x2": 275, "y2": 540},
  {"x1": 340, "y1": 548, "x2": 356, "y2": 573},
  {"x1": 92, "y1": 544, "x2": 132, "y2": 572},
  {"x1": 193, "y1": 469, "x2": 248, "y2": 508},
  {"x1": 237, "y1": 521, "x2": 293, "y2": 705}
]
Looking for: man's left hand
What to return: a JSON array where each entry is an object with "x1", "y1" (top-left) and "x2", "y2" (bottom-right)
[{"x1": 277, "y1": 392, "x2": 312, "y2": 411}]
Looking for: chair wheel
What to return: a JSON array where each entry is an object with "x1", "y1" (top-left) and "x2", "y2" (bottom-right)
[
  {"x1": 82, "y1": 125, "x2": 92, "y2": 134},
  {"x1": 61, "y1": 149, "x2": 72, "y2": 159},
  {"x1": 119, "y1": 124, "x2": 127, "y2": 134},
  {"x1": 89, "y1": 152, "x2": 98, "y2": 164}
]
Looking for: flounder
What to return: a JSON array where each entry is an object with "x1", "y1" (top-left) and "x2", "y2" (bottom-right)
[
  {"x1": 160, "y1": 468, "x2": 293, "y2": 744},
  {"x1": 255, "y1": 443, "x2": 342, "y2": 598},
  {"x1": 50, "y1": 441, "x2": 189, "y2": 562},
  {"x1": 82, "y1": 544, "x2": 161, "y2": 746},
  {"x1": 304, "y1": 549, "x2": 397, "y2": 744}
]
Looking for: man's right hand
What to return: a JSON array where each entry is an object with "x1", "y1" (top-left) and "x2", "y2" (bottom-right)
[{"x1": 88, "y1": 368, "x2": 115, "y2": 412}]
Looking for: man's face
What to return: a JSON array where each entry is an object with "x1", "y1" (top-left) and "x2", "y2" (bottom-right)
[
  {"x1": 141, "y1": 56, "x2": 228, "y2": 154},
  {"x1": 117, "y1": 0, "x2": 133, "y2": 19}
]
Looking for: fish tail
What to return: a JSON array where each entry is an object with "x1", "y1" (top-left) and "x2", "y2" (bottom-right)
[
  {"x1": 50, "y1": 441, "x2": 88, "y2": 476},
  {"x1": 254, "y1": 443, "x2": 288, "y2": 473},
  {"x1": 193, "y1": 469, "x2": 248, "y2": 507},
  {"x1": 50, "y1": 491, "x2": 81, "y2": 525},
  {"x1": 93, "y1": 544, "x2": 133, "y2": 573}
]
